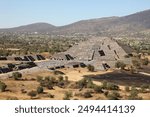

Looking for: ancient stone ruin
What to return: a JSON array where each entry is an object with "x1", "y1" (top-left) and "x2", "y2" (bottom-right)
[{"x1": 50, "y1": 37, "x2": 132, "y2": 70}]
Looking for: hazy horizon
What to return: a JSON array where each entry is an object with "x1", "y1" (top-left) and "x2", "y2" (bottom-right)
[{"x1": 0, "y1": 0, "x2": 150, "y2": 28}]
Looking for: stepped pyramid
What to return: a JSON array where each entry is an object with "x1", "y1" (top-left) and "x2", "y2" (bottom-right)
[{"x1": 51, "y1": 37, "x2": 131, "y2": 70}]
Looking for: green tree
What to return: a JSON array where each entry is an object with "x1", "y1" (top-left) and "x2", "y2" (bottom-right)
[
  {"x1": 47, "y1": 93, "x2": 54, "y2": 98},
  {"x1": 28, "y1": 91, "x2": 37, "y2": 99},
  {"x1": 106, "y1": 83, "x2": 119, "y2": 90},
  {"x1": 94, "y1": 85, "x2": 103, "y2": 93},
  {"x1": 12, "y1": 72, "x2": 22, "y2": 80},
  {"x1": 141, "y1": 58, "x2": 149, "y2": 65},
  {"x1": 102, "y1": 81, "x2": 119, "y2": 90},
  {"x1": 58, "y1": 76, "x2": 64, "y2": 82},
  {"x1": 128, "y1": 88, "x2": 142, "y2": 100},
  {"x1": 102, "y1": 81, "x2": 108, "y2": 89},
  {"x1": 37, "y1": 86, "x2": 44, "y2": 94},
  {"x1": 87, "y1": 64, "x2": 95, "y2": 72},
  {"x1": 87, "y1": 79, "x2": 95, "y2": 88},
  {"x1": 0, "y1": 81, "x2": 7, "y2": 92},
  {"x1": 36, "y1": 76, "x2": 43, "y2": 82},
  {"x1": 115, "y1": 61, "x2": 126, "y2": 69},
  {"x1": 107, "y1": 91, "x2": 121, "y2": 100},
  {"x1": 132, "y1": 59, "x2": 141, "y2": 69},
  {"x1": 77, "y1": 78, "x2": 87, "y2": 89},
  {"x1": 83, "y1": 91, "x2": 93, "y2": 98},
  {"x1": 63, "y1": 91, "x2": 72, "y2": 100}
]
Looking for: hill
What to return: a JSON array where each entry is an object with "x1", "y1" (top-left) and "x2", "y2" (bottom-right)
[
  {"x1": 0, "y1": 9, "x2": 150, "y2": 36},
  {"x1": 53, "y1": 9, "x2": 150, "y2": 36},
  {"x1": 0, "y1": 23, "x2": 56, "y2": 33}
]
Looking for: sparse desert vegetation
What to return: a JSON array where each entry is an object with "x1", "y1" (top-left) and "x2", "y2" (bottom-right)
[{"x1": 0, "y1": 67, "x2": 149, "y2": 100}]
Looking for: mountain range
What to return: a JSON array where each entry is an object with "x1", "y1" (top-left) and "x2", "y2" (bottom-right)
[{"x1": 0, "y1": 9, "x2": 150, "y2": 36}]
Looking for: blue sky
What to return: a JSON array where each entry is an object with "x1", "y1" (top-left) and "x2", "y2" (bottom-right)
[{"x1": 0, "y1": 0, "x2": 150, "y2": 28}]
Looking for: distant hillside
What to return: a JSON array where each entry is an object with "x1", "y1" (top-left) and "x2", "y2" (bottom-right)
[
  {"x1": 0, "y1": 23, "x2": 56, "y2": 33},
  {"x1": 53, "y1": 9, "x2": 150, "y2": 36},
  {"x1": 52, "y1": 17, "x2": 119, "y2": 35},
  {"x1": 0, "y1": 9, "x2": 150, "y2": 36}
]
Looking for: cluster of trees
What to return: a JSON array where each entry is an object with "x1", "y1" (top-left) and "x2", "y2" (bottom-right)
[
  {"x1": 127, "y1": 88, "x2": 142, "y2": 100},
  {"x1": 125, "y1": 84, "x2": 150, "y2": 100},
  {"x1": 115, "y1": 54, "x2": 149, "y2": 74},
  {"x1": 118, "y1": 38, "x2": 150, "y2": 55},
  {"x1": 1, "y1": 72, "x2": 149, "y2": 100},
  {"x1": 27, "y1": 75, "x2": 70, "y2": 99},
  {"x1": 27, "y1": 86, "x2": 45, "y2": 99},
  {"x1": 37, "y1": 75, "x2": 69, "y2": 90},
  {"x1": 0, "y1": 34, "x2": 82, "y2": 56},
  {"x1": 132, "y1": 57, "x2": 149, "y2": 67},
  {"x1": 76, "y1": 78, "x2": 120, "y2": 91},
  {"x1": 0, "y1": 49, "x2": 14, "y2": 56},
  {"x1": 72, "y1": 78, "x2": 121, "y2": 99}
]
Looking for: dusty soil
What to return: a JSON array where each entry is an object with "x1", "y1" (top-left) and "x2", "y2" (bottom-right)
[{"x1": 0, "y1": 68, "x2": 150, "y2": 100}]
